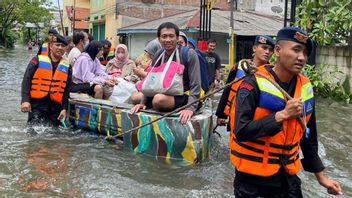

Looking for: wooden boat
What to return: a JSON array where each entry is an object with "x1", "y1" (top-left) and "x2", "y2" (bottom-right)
[{"x1": 68, "y1": 93, "x2": 214, "y2": 166}]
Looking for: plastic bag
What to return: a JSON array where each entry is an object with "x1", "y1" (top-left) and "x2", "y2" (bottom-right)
[{"x1": 109, "y1": 78, "x2": 137, "y2": 103}]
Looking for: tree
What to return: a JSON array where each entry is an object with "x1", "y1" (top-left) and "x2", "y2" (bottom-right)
[
  {"x1": 296, "y1": 0, "x2": 352, "y2": 45},
  {"x1": 0, "y1": 0, "x2": 52, "y2": 48}
]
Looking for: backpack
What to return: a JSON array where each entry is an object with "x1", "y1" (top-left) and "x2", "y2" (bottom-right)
[{"x1": 180, "y1": 46, "x2": 210, "y2": 93}]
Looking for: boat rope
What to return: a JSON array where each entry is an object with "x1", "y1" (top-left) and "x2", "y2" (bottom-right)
[
  {"x1": 255, "y1": 72, "x2": 307, "y2": 131},
  {"x1": 212, "y1": 123, "x2": 221, "y2": 138},
  {"x1": 104, "y1": 64, "x2": 254, "y2": 140}
]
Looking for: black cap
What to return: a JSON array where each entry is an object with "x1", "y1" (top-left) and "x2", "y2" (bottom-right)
[
  {"x1": 48, "y1": 29, "x2": 58, "y2": 35},
  {"x1": 254, "y1": 35, "x2": 275, "y2": 48},
  {"x1": 276, "y1": 26, "x2": 313, "y2": 56},
  {"x1": 52, "y1": 34, "x2": 68, "y2": 46},
  {"x1": 102, "y1": 39, "x2": 111, "y2": 48}
]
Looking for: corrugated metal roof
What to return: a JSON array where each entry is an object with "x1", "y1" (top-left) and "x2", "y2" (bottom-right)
[{"x1": 118, "y1": 9, "x2": 283, "y2": 36}]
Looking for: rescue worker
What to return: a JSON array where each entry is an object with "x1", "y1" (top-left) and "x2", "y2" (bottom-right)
[
  {"x1": 21, "y1": 34, "x2": 72, "y2": 127},
  {"x1": 229, "y1": 27, "x2": 342, "y2": 197},
  {"x1": 37, "y1": 29, "x2": 58, "y2": 56},
  {"x1": 216, "y1": 35, "x2": 275, "y2": 128},
  {"x1": 98, "y1": 40, "x2": 115, "y2": 66}
]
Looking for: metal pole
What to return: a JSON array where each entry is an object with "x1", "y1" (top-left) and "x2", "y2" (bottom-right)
[
  {"x1": 205, "y1": 7, "x2": 208, "y2": 40},
  {"x1": 229, "y1": 0, "x2": 235, "y2": 67},
  {"x1": 57, "y1": 0, "x2": 64, "y2": 35},
  {"x1": 199, "y1": 0, "x2": 203, "y2": 39},
  {"x1": 202, "y1": 0, "x2": 206, "y2": 40},
  {"x1": 73, "y1": 0, "x2": 76, "y2": 32},
  {"x1": 284, "y1": 0, "x2": 288, "y2": 27},
  {"x1": 208, "y1": 8, "x2": 211, "y2": 39},
  {"x1": 290, "y1": 0, "x2": 296, "y2": 25}
]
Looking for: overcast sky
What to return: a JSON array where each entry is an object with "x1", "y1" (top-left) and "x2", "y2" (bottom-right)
[{"x1": 50, "y1": 0, "x2": 63, "y2": 9}]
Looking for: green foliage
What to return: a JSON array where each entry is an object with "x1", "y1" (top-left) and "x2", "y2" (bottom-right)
[
  {"x1": 302, "y1": 64, "x2": 351, "y2": 103},
  {"x1": 296, "y1": 0, "x2": 352, "y2": 45},
  {"x1": 0, "y1": 0, "x2": 52, "y2": 48},
  {"x1": 1, "y1": 29, "x2": 18, "y2": 48}
]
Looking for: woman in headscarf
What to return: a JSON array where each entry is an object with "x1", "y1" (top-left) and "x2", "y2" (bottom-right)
[
  {"x1": 103, "y1": 44, "x2": 137, "y2": 99},
  {"x1": 71, "y1": 40, "x2": 115, "y2": 99},
  {"x1": 105, "y1": 44, "x2": 137, "y2": 81}
]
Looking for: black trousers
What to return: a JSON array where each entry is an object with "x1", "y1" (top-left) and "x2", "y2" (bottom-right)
[
  {"x1": 27, "y1": 108, "x2": 61, "y2": 127},
  {"x1": 234, "y1": 175, "x2": 303, "y2": 198}
]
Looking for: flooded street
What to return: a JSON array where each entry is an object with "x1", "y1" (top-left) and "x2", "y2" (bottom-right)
[{"x1": 0, "y1": 46, "x2": 351, "y2": 197}]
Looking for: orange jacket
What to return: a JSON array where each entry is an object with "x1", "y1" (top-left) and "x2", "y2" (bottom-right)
[
  {"x1": 229, "y1": 65, "x2": 314, "y2": 177},
  {"x1": 30, "y1": 55, "x2": 70, "y2": 104}
]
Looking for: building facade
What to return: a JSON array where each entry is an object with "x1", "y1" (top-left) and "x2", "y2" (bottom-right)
[{"x1": 62, "y1": 0, "x2": 90, "y2": 35}]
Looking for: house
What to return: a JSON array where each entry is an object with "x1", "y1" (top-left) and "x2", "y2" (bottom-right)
[
  {"x1": 62, "y1": 0, "x2": 90, "y2": 35},
  {"x1": 117, "y1": 9, "x2": 283, "y2": 63}
]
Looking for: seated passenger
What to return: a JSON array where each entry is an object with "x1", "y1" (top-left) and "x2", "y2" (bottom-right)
[
  {"x1": 98, "y1": 40, "x2": 115, "y2": 66},
  {"x1": 104, "y1": 44, "x2": 137, "y2": 98},
  {"x1": 106, "y1": 44, "x2": 137, "y2": 81},
  {"x1": 71, "y1": 40, "x2": 115, "y2": 99},
  {"x1": 130, "y1": 22, "x2": 201, "y2": 124},
  {"x1": 131, "y1": 38, "x2": 162, "y2": 104},
  {"x1": 134, "y1": 38, "x2": 162, "y2": 78}
]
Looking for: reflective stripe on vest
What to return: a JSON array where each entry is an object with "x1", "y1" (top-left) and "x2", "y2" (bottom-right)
[
  {"x1": 30, "y1": 55, "x2": 69, "y2": 104},
  {"x1": 229, "y1": 65, "x2": 314, "y2": 177},
  {"x1": 40, "y1": 42, "x2": 49, "y2": 56},
  {"x1": 99, "y1": 49, "x2": 115, "y2": 65}
]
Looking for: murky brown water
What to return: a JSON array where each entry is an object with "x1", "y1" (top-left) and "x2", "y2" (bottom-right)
[{"x1": 0, "y1": 46, "x2": 350, "y2": 197}]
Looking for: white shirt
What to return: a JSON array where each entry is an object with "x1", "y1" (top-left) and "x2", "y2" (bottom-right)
[{"x1": 67, "y1": 47, "x2": 82, "y2": 66}]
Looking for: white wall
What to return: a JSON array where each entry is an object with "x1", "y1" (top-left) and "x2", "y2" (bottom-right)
[
  {"x1": 127, "y1": 33, "x2": 156, "y2": 60},
  {"x1": 254, "y1": 0, "x2": 287, "y2": 15}
]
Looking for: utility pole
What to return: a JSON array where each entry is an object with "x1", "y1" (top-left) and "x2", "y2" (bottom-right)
[
  {"x1": 229, "y1": 0, "x2": 235, "y2": 67},
  {"x1": 57, "y1": 0, "x2": 64, "y2": 35},
  {"x1": 73, "y1": 0, "x2": 76, "y2": 33}
]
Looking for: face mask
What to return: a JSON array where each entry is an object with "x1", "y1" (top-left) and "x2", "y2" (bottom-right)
[
  {"x1": 84, "y1": 40, "x2": 89, "y2": 48},
  {"x1": 117, "y1": 53, "x2": 125, "y2": 60}
]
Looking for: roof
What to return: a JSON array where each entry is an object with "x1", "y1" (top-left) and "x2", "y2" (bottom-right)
[
  {"x1": 118, "y1": 10, "x2": 199, "y2": 34},
  {"x1": 118, "y1": 9, "x2": 283, "y2": 36}
]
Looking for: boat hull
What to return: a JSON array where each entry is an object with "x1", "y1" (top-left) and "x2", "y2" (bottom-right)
[{"x1": 69, "y1": 94, "x2": 214, "y2": 165}]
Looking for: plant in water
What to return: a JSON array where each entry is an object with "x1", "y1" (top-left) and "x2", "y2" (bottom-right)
[{"x1": 301, "y1": 64, "x2": 351, "y2": 103}]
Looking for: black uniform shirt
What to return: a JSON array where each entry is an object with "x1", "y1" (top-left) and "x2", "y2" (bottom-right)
[
  {"x1": 21, "y1": 55, "x2": 72, "y2": 111},
  {"x1": 234, "y1": 65, "x2": 325, "y2": 187}
]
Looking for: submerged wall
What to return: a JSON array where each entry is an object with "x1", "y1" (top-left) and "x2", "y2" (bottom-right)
[{"x1": 316, "y1": 46, "x2": 352, "y2": 92}]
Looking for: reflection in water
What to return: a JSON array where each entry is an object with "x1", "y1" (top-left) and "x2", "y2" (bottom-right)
[
  {"x1": 18, "y1": 138, "x2": 79, "y2": 196},
  {"x1": 0, "y1": 46, "x2": 351, "y2": 197}
]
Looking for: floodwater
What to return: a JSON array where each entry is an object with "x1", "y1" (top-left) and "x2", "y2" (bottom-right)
[{"x1": 0, "y1": 46, "x2": 350, "y2": 197}]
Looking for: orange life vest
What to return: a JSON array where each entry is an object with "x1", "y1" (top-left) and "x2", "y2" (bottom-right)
[
  {"x1": 99, "y1": 48, "x2": 115, "y2": 66},
  {"x1": 223, "y1": 63, "x2": 247, "y2": 117},
  {"x1": 40, "y1": 42, "x2": 49, "y2": 56},
  {"x1": 30, "y1": 55, "x2": 70, "y2": 104},
  {"x1": 229, "y1": 65, "x2": 314, "y2": 177}
]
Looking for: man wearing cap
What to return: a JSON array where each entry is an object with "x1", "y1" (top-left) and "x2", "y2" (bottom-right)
[
  {"x1": 37, "y1": 29, "x2": 58, "y2": 56},
  {"x1": 216, "y1": 35, "x2": 275, "y2": 128},
  {"x1": 229, "y1": 27, "x2": 342, "y2": 197},
  {"x1": 21, "y1": 34, "x2": 72, "y2": 127},
  {"x1": 98, "y1": 40, "x2": 115, "y2": 66}
]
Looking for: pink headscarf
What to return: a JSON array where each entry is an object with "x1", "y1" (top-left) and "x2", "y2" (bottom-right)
[{"x1": 111, "y1": 44, "x2": 129, "y2": 68}]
